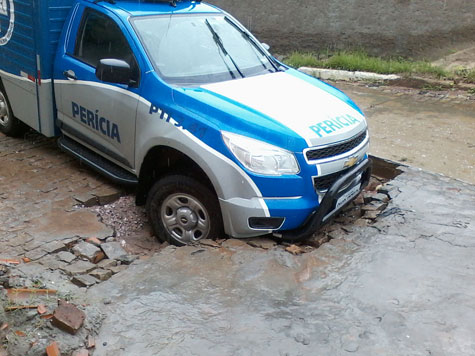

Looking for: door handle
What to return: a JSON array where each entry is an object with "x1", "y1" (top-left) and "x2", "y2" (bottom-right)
[{"x1": 63, "y1": 70, "x2": 77, "y2": 80}]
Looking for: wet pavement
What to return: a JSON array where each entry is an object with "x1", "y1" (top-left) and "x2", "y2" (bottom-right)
[
  {"x1": 0, "y1": 83, "x2": 475, "y2": 355},
  {"x1": 86, "y1": 166, "x2": 475, "y2": 356}
]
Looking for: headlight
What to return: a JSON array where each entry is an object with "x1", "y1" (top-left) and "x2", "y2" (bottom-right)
[{"x1": 222, "y1": 131, "x2": 300, "y2": 175}]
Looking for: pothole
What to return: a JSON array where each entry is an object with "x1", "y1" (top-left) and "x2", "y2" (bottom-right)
[{"x1": 90, "y1": 157, "x2": 404, "y2": 256}]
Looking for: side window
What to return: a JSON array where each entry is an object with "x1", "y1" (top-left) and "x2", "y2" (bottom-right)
[{"x1": 74, "y1": 9, "x2": 139, "y2": 81}]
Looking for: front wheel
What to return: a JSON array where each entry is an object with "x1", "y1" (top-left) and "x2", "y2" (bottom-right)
[
  {"x1": 146, "y1": 175, "x2": 224, "y2": 246},
  {"x1": 0, "y1": 85, "x2": 26, "y2": 137}
]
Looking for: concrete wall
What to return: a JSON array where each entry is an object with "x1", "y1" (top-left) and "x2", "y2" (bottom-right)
[{"x1": 209, "y1": 0, "x2": 475, "y2": 58}]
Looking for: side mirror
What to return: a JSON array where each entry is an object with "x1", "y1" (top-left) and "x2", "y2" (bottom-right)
[
  {"x1": 95, "y1": 59, "x2": 131, "y2": 85},
  {"x1": 262, "y1": 43, "x2": 270, "y2": 51}
]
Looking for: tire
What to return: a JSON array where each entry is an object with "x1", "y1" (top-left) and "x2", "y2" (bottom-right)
[
  {"x1": 0, "y1": 85, "x2": 26, "y2": 137},
  {"x1": 146, "y1": 175, "x2": 224, "y2": 246}
]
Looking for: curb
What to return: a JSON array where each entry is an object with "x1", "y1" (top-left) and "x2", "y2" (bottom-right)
[
  {"x1": 298, "y1": 66, "x2": 475, "y2": 92},
  {"x1": 299, "y1": 67, "x2": 400, "y2": 82}
]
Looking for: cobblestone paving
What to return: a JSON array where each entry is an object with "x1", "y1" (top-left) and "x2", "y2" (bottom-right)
[{"x1": 0, "y1": 132, "x2": 120, "y2": 259}]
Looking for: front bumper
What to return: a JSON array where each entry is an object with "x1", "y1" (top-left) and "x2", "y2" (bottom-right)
[{"x1": 273, "y1": 158, "x2": 372, "y2": 242}]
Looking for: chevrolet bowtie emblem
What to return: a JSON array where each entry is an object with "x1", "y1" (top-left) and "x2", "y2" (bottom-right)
[{"x1": 343, "y1": 156, "x2": 359, "y2": 168}]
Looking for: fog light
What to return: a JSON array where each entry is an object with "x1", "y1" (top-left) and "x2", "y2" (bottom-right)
[{"x1": 249, "y1": 217, "x2": 285, "y2": 229}]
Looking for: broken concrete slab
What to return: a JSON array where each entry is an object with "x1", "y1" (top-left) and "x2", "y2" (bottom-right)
[
  {"x1": 61, "y1": 261, "x2": 97, "y2": 276},
  {"x1": 41, "y1": 240, "x2": 67, "y2": 254},
  {"x1": 370, "y1": 193, "x2": 390, "y2": 203},
  {"x1": 91, "y1": 187, "x2": 122, "y2": 206},
  {"x1": 100, "y1": 242, "x2": 127, "y2": 261},
  {"x1": 246, "y1": 238, "x2": 277, "y2": 250},
  {"x1": 24, "y1": 249, "x2": 48, "y2": 261},
  {"x1": 116, "y1": 254, "x2": 137, "y2": 265},
  {"x1": 72, "y1": 275, "x2": 99, "y2": 288},
  {"x1": 361, "y1": 201, "x2": 388, "y2": 212},
  {"x1": 73, "y1": 193, "x2": 99, "y2": 207},
  {"x1": 89, "y1": 269, "x2": 112, "y2": 282},
  {"x1": 52, "y1": 300, "x2": 86, "y2": 335},
  {"x1": 96, "y1": 259, "x2": 117, "y2": 269},
  {"x1": 37, "y1": 255, "x2": 69, "y2": 271},
  {"x1": 108, "y1": 265, "x2": 127, "y2": 275},
  {"x1": 72, "y1": 242, "x2": 102, "y2": 263},
  {"x1": 57, "y1": 251, "x2": 76, "y2": 263}
]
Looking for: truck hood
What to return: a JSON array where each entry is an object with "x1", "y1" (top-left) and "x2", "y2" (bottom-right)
[{"x1": 201, "y1": 71, "x2": 367, "y2": 147}]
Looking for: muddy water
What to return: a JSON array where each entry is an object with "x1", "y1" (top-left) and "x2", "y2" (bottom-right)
[{"x1": 336, "y1": 83, "x2": 475, "y2": 184}]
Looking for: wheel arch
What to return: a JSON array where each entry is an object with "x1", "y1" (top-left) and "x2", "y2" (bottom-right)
[{"x1": 136, "y1": 145, "x2": 219, "y2": 206}]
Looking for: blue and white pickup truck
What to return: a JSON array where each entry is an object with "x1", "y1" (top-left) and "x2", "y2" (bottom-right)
[{"x1": 0, "y1": 0, "x2": 371, "y2": 245}]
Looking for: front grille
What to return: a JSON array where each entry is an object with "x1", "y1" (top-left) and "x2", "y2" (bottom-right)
[
  {"x1": 306, "y1": 131, "x2": 367, "y2": 161},
  {"x1": 313, "y1": 168, "x2": 351, "y2": 192}
]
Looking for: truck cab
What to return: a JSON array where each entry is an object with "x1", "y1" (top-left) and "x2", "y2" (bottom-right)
[{"x1": 0, "y1": 0, "x2": 371, "y2": 245}]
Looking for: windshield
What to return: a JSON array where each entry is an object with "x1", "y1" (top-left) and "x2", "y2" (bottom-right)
[{"x1": 131, "y1": 14, "x2": 277, "y2": 85}]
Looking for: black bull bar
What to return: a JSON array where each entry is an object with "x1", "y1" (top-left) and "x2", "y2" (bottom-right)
[{"x1": 274, "y1": 158, "x2": 372, "y2": 242}]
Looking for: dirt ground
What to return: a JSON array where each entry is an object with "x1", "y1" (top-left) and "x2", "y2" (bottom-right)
[
  {"x1": 335, "y1": 82, "x2": 475, "y2": 185},
  {"x1": 433, "y1": 46, "x2": 475, "y2": 71}
]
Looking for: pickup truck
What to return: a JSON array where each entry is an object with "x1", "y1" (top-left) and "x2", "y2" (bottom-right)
[{"x1": 0, "y1": 0, "x2": 371, "y2": 245}]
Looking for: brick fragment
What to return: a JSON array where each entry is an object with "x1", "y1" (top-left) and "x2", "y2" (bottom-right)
[
  {"x1": 46, "y1": 341, "x2": 61, "y2": 356},
  {"x1": 52, "y1": 301, "x2": 86, "y2": 335},
  {"x1": 0, "y1": 258, "x2": 20, "y2": 265},
  {"x1": 87, "y1": 335, "x2": 95, "y2": 349},
  {"x1": 86, "y1": 237, "x2": 101, "y2": 246},
  {"x1": 92, "y1": 251, "x2": 105, "y2": 264},
  {"x1": 37, "y1": 304, "x2": 47, "y2": 314},
  {"x1": 72, "y1": 348, "x2": 89, "y2": 356}
]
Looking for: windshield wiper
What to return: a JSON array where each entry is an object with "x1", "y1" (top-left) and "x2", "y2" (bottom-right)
[
  {"x1": 205, "y1": 19, "x2": 244, "y2": 79},
  {"x1": 224, "y1": 17, "x2": 281, "y2": 72}
]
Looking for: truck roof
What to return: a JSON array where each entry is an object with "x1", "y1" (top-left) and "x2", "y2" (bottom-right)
[{"x1": 95, "y1": 0, "x2": 222, "y2": 17}]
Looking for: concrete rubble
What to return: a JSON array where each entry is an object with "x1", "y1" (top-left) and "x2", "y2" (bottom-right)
[{"x1": 52, "y1": 300, "x2": 86, "y2": 335}]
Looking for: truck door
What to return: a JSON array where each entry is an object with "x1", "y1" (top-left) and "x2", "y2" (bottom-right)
[{"x1": 54, "y1": 8, "x2": 141, "y2": 169}]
